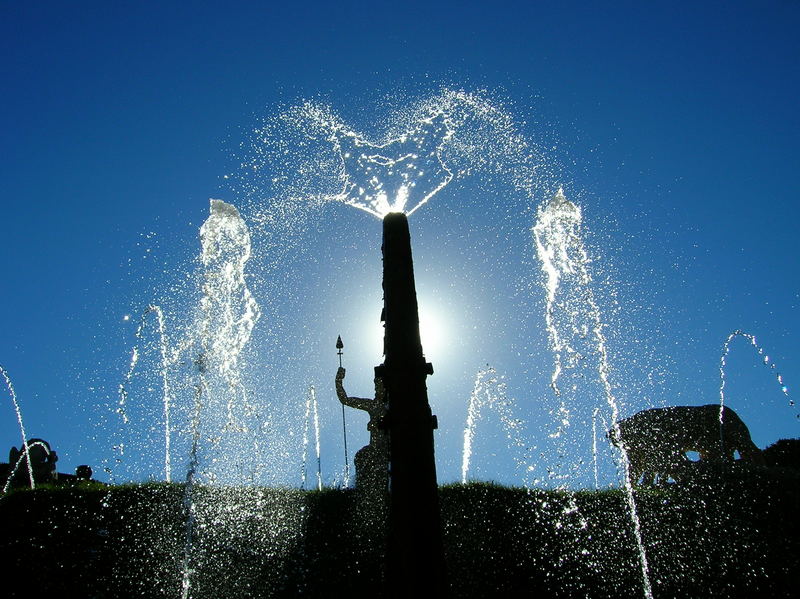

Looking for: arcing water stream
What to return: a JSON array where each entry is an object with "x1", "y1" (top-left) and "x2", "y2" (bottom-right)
[
  {"x1": 461, "y1": 366, "x2": 526, "y2": 484},
  {"x1": 118, "y1": 304, "x2": 173, "y2": 481},
  {"x1": 1, "y1": 365, "x2": 34, "y2": 490},
  {"x1": 719, "y1": 330, "x2": 793, "y2": 414}
]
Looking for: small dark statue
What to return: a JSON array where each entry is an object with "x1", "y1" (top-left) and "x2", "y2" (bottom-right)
[
  {"x1": 75, "y1": 464, "x2": 93, "y2": 480},
  {"x1": 609, "y1": 404, "x2": 764, "y2": 486},
  {"x1": 2, "y1": 439, "x2": 94, "y2": 488},
  {"x1": 8, "y1": 438, "x2": 58, "y2": 486},
  {"x1": 335, "y1": 366, "x2": 389, "y2": 495}
]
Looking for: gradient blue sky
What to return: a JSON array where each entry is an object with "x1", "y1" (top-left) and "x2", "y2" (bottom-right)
[{"x1": 1, "y1": 2, "x2": 798, "y2": 485}]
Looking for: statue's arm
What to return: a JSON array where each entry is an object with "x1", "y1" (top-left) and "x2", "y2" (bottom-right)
[
  {"x1": 335, "y1": 367, "x2": 372, "y2": 411},
  {"x1": 340, "y1": 394, "x2": 373, "y2": 411}
]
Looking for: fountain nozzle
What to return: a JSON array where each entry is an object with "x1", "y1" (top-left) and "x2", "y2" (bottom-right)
[{"x1": 379, "y1": 211, "x2": 446, "y2": 596}]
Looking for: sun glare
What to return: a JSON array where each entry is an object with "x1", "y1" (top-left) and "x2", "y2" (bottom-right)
[
  {"x1": 418, "y1": 301, "x2": 445, "y2": 360},
  {"x1": 353, "y1": 298, "x2": 447, "y2": 364}
]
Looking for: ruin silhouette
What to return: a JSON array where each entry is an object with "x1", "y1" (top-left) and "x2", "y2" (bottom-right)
[{"x1": 610, "y1": 404, "x2": 764, "y2": 486}]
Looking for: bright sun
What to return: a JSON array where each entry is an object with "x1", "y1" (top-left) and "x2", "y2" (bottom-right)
[
  {"x1": 353, "y1": 295, "x2": 450, "y2": 366},
  {"x1": 418, "y1": 301, "x2": 446, "y2": 360}
]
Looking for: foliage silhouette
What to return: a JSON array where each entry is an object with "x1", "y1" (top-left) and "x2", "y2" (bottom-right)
[{"x1": 0, "y1": 467, "x2": 797, "y2": 598}]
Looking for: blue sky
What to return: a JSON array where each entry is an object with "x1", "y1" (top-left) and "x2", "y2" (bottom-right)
[{"x1": 1, "y1": 1, "x2": 798, "y2": 487}]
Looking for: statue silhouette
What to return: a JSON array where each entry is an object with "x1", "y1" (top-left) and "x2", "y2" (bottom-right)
[{"x1": 335, "y1": 366, "x2": 389, "y2": 495}]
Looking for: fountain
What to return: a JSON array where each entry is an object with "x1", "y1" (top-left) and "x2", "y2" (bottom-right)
[{"x1": 1, "y1": 89, "x2": 798, "y2": 598}]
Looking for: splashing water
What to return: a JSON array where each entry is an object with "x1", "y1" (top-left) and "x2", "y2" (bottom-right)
[
  {"x1": 461, "y1": 366, "x2": 526, "y2": 484},
  {"x1": 178, "y1": 198, "x2": 262, "y2": 483},
  {"x1": 225, "y1": 90, "x2": 547, "y2": 490},
  {"x1": 225, "y1": 88, "x2": 551, "y2": 486},
  {"x1": 194, "y1": 196, "x2": 260, "y2": 444},
  {"x1": 109, "y1": 197, "x2": 311, "y2": 598},
  {"x1": 180, "y1": 199, "x2": 263, "y2": 598},
  {"x1": 533, "y1": 188, "x2": 653, "y2": 599},
  {"x1": 117, "y1": 304, "x2": 174, "y2": 481},
  {"x1": 233, "y1": 89, "x2": 543, "y2": 223},
  {"x1": 1, "y1": 365, "x2": 34, "y2": 490},
  {"x1": 301, "y1": 385, "x2": 322, "y2": 491},
  {"x1": 532, "y1": 188, "x2": 582, "y2": 402},
  {"x1": 79, "y1": 87, "x2": 800, "y2": 596},
  {"x1": 327, "y1": 111, "x2": 454, "y2": 218},
  {"x1": 197, "y1": 199, "x2": 262, "y2": 431}
]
